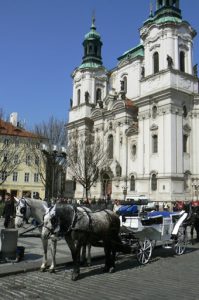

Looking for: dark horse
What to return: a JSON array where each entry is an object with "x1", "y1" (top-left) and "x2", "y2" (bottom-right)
[
  {"x1": 42, "y1": 204, "x2": 126, "y2": 281},
  {"x1": 184, "y1": 202, "x2": 199, "y2": 242}
]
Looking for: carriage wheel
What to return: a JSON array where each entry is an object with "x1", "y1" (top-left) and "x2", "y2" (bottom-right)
[
  {"x1": 136, "y1": 239, "x2": 152, "y2": 265},
  {"x1": 173, "y1": 226, "x2": 187, "y2": 255}
]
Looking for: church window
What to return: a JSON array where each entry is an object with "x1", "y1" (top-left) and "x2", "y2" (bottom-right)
[
  {"x1": 132, "y1": 144, "x2": 137, "y2": 156},
  {"x1": 77, "y1": 89, "x2": 81, "y2": 106},
  {"x1": 74, "y1": 144, "x2": 78, "y2": 163},
  {"x1": 180, "y1": 51, "x2": 185, "y2": 72},
  {"x1": 89, "y1": 44, "x2": 93, "y2": 54},
  {"x1": 108, "y1": 135, "x2": 113, "y2": 159},
  {"x1": 152, "y1": 135, "x2": 158, "y2": 153},
  {"x1": 96, "y1": 88, "x2": 102, "y2": 101},
  {"x1": 166, "y1": 0, "x2": 170, "y2": 6},
  {"x1": 183, "y1": 135, "x2": 188, "y2": 153},
  {"x1": 152, "y1": 106, "x2": 158, "y2": 119},
  {"x1": 159, "y1": 0, "x2": 163, "y2": 7},
  {"x1": 153, "y1": 52, "x2": 159, "y2": 74},
  {"x1": 151, "y1": 174, "x2": 157, "y2": 191},
  {"x1": 183, "y1": 105, "x2": 187, "y2": 118},
  {"x1": 130, "y1": 175, "x2": 135, "y2": 191}
]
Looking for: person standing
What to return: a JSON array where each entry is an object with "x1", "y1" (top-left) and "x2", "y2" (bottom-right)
[{"x1": 2, "y1": 192, "x2": 15, "y2": 228}]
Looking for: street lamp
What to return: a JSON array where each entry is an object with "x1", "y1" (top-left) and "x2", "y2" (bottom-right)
[
  {"x1": 41, "y1": 144, "x2": 67, "y2": 199},
  {"x1": 122, "y1": 186, "x2": 128, "y2": 201}
]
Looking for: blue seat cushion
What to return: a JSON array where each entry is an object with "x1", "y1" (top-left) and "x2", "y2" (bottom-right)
[{"x1": 117, "y1": 205, "x2": 138, "y2": 216}]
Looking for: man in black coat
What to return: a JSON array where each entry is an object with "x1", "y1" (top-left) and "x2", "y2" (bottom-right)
[{"x1": 2, "y1": 192, "x2": 15, "y2": 228}]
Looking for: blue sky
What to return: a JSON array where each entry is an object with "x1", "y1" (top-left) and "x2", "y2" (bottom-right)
[{"x1": 0, "y1": 0, "x2": 199, "y2": 129}]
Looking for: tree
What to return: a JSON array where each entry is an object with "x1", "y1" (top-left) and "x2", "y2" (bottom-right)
[
  {"x1": 67, "y1": 135, "x2": 107, "y2": 199},
  {"x1": 0, "y1": 135, "x2": 27, "y2": 186},
  {"x1": 31, "y1": 116, "x2": 67, "y2": 198}
]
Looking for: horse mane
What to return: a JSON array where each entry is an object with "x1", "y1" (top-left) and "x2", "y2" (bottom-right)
[{"x1": 25, "y1": 198, "x2": 47, "y2": 208}]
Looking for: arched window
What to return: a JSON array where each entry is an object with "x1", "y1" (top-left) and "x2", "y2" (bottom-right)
[
  {"x1": 183, "y1": 105, "x2": 187, "y2": 118},
  {"x1": 183, "y1": 135, "x2": 188, "y2": 153},
  {"x1": 166, "y1": 0, "x2": 170, "y2": 6},
  {"x1": 108, "y1": 135, "x2": 113, "y2": 159},
  {"x1": 180, "y1": 51, "x2": 185, "y2": 72},
  {"x1": 152, "y1": 106, "x2": 157, "y2": 119},
  {"x1": 153, "y1": 52, "x2": 159, "y2": 74},
  {"x1": 74, "y1": 144, "x2": 78, "y2": 163},
  {"x1": 152, "y1": 135, "x2": 158, "y2": 153},
  {"x1": 151, "y1": 174, "x2": 157, "y2": 191},
  {"x1": 132, "y1": 144, "x2": 137, "y2": 156},
  {"x1": 89, "y1": 44, "x2": 93, "y2": 54},
  {"x1": 130, "y1": 175, "x2": 135, "y2": 191},
  {"x1": 123, "y1": 76, "x2": 127, "y2": 93},
  {"x1": 96, "y1": 88, "x2": 101, "y2": 101},
  {"x1": 77, "y1": 89, "x2": 81, "y2": 106}
]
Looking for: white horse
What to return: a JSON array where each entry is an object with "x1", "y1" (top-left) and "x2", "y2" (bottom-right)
[{"x1": 14, "y1": 197, "x2": 91, "y2": 272}]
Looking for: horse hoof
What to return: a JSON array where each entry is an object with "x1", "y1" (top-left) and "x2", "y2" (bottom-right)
[
  {"x1": 102, "y1": 266, "x2": 109, "y2": 273},
  {"x1": 109, "y1": 267, "x2": 115, "y2": 273},
  {"x1": 71, "y1": 273, "x2": 79, "y2": 281},
  {"x1": 49, "y1": 269, "x2": 55, "y2": 273},
  {"x1": 40, "y1": 268, "x2": 46, "y2": 272}
]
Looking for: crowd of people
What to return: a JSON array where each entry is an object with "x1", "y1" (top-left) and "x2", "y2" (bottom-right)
[{"x1": 0, "y1": 192, "x2": 196, "y2": 230}]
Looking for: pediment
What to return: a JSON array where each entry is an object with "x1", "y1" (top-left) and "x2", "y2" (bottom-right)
[
  {"x1": 90, "y1": 109, "x2": 103, "y2": 119},
  {"x1": 150, "y1": 124, "x2": 158, "y2": 131},
  {"x1": 112, "y1": 101, "x2": 125, "y2": 111}
]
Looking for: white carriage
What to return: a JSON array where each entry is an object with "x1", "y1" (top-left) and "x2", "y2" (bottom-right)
[{"x1": 119, "y1": 202, "x2": 188, "y2": 265}]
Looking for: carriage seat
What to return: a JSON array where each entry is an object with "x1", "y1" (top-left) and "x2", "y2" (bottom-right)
[
  {"x1": 117, "y1": 205, "x2": 138, "y2": 216},
  {"x1": 141, "y1": 211, "x2": 183, "y2": 226}
]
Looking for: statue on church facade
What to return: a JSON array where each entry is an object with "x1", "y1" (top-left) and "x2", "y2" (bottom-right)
[
  {"x1": 85, "y1": 91, "x2": 90, "y2": 103},
  {"x1": 167, "y1": 55, "x2": 173, "y2": 69},
  {"x1": 115, "y1": 161, "x2": 122, "y2": 177}
]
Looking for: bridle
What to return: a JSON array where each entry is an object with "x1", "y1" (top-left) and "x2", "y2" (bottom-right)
[
  {"x1": 16, "y1": 198, "x2": 31, "y2": 222},
  {"x1": 43, "y1": 205, "x2": 79, "y2": 236},
  {"x1": 43, "y1": 206, "x2": 60, "y2": 235}
]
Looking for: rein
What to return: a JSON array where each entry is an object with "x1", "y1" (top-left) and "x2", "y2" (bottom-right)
[{"x1": 19, "y1": 222, "x2": 43, "y2": 236}]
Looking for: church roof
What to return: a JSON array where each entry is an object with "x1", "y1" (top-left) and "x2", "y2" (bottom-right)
[
  {"x1": 118, "y1": 44, "x2": 144, "y2": 62},
  {"x1": 0, "y1": 119, "x2": 39, "y2": 139}
]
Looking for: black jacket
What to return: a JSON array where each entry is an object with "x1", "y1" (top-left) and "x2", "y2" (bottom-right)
[{"x1": 2, "y1": 200, "x2": 15, "y2": 218}]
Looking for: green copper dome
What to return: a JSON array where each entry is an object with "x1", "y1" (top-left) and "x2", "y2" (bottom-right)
[
  {"x1": 143, "y1": 0, "x2": 182, "y2": 26},
  {"x1": 84, "y1": 19, "x2": 101, "y2": 40},
  {"x1": 80, "y1": 17, "x2": 103, "y2": 69}
]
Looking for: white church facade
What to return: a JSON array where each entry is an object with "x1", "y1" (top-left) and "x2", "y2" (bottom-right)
[{"x1": 66, "y1": 0, "x2": 199, "y2": 202}]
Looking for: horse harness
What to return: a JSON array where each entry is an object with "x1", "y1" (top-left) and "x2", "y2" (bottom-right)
[
  {"x1": 16, "y1": 198, "x2": 31, "y2": 221},
  {"x1": 45, "y1": 206, "x2": 112, "y2": 235}
]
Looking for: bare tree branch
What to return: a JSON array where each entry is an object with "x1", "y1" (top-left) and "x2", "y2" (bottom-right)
[{"x1": 67, "y1": 135, "x2": 107, "y2": 199}]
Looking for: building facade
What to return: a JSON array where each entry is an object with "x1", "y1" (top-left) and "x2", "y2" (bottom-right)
[
  {"x1": 0, "y1": 118, "x2": 45, "y2": 199},
  {"x1": 66, "y1": 0, "x2": 199, "y2": 202}
]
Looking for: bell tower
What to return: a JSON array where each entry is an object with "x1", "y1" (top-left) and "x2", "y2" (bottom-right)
[{"x1": 81, "y1": 16, "x2": 103, "y2": 67}]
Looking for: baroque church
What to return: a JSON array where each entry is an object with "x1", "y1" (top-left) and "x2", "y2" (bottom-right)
[{"x1": 66, "y1": 0, "x2": 199, "y2": 202}]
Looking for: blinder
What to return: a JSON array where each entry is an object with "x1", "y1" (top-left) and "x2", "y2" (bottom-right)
[{"x1": 16, "y1": 198, "x2": 30, "y2": 221}]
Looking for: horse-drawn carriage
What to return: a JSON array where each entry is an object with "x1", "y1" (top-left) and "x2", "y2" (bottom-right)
[{"x1": 118, "y1": 199, "x2": 188, "y2": 265}]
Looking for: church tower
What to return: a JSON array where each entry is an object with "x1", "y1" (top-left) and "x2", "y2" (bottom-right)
[
  {"x1": 69, "y1": 17, "x2": 107, "y2": 124},
  {"x1": 137, "y1": 0, "x2": 199, "y2": 202}
]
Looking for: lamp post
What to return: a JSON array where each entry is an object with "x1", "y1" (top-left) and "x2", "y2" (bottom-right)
[
  {"x1": 122, "y1": 185, "x2": 127, "y2": 201},
  {"x1": 41, "y1": 144, "x2": 66, "y2": 199}
]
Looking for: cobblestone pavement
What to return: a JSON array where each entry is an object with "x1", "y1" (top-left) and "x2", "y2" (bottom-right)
[{"x1": 0, "y1": 242, "x2": 198, "y2": 300}]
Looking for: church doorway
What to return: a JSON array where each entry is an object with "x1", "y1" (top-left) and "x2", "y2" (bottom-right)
[{"x1": 102, "y1": 173, "x2": 112, "y2": 200}]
